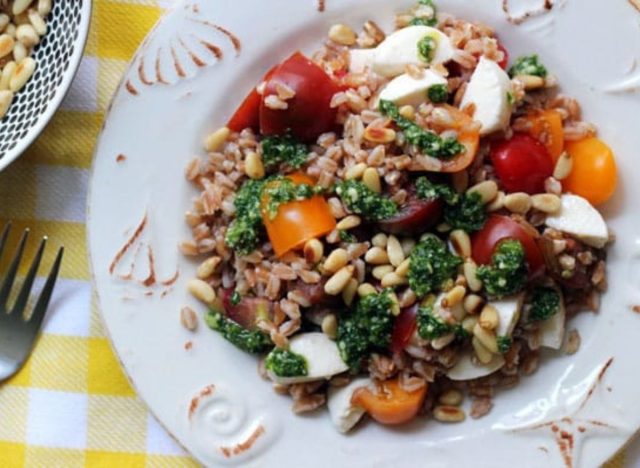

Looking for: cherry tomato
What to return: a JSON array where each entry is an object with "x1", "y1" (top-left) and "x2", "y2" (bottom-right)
[
  {"x1": 426, "y1": 105, "x2": 480, "y2": 173},
  {"x1": 227, "y1": 66, "x2": 278, "y2": 132},
  {"x1": 390, "y1": 305, "x2": 418, "y2": 354},
  {"x1": 352, "y1": 378, "x2": 427, "y2": 425},
  {"x1": 496, "y1": 41, "x2": 509, "y2": 70},
  {"x1": 526, "y1": 109, "x2": 565, "y2": 162},
  {"x1": 563, "y1": 137, "x2": 617, "y2": 206},
  {"x1": 471, "y1": 215, "x2": 545, "y2": 276},
  {"x1": 221, "y1": 289, "x2": 273, "y2": 329},
  {"x1": 260, "y1": 52, "x2": 340, "y2": 142},
  {"x1": 379, "y1": 196, "x2": 443, "y2": 235},
  {"x1": 490, "y1": 133, "x2": 554, "y2": 194},
  {"x1": 261, "y1": 173, "x2": 336, "y2": 257}
]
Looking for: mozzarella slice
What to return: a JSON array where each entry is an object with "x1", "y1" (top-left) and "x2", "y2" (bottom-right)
[
  {"x1": 447, "y1": 351, "x2": 505, "y2": 381},
  {"x1": 460, "y1": 56, "x2": 513, "y2": 135},
  {"x1": 376, "y1": 70, "x2": 447, "y2": 107},
  {"x1": 545, "y1": 194, "x2": 609, "y2": 248},
  {"x1": 327, "y1": 377, "x2": 372, "y2": 433},
  {"x1": 268, "y1": 333, "x2": 349, "y2": 385},
  {"x1": 349, "y1": 48, "x2": 376, "y2": 74},
  {"x1": 539, "y1": 291, "x2": 566, "y2": 350},
  {"x1": 491, "y1": 294, "x2": 524, "y2": 338},
  {"x1": 373, "y1": 26, "x2": 455, "y2": 78}
]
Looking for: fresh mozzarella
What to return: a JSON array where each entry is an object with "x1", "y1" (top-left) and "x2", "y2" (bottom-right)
[
  {"x1": 349, "y1": 48, "x2": 376, "y2": 74},
  {"x1": 268, "y1": 333, "x2": 349, "y2": 385},
  {"x1": 460, "y1": 56, "x2": 513, "y2": 135},
  {"x1": 545, "y1": 194, "x2": 609, "y2": 248},
  {"x1": 376, "y1": 70, "x2": 447, "y2": 107},
  {"x1": 491, "y1": 294, "x2": 524, "y2": 338},
  {"x1": 539, "y1": 290, "x2": 566, "y2": 350},
  {"x1": 327, "y1": 377, "x2": 372, "y2": 433},
  {"x1": 447, "y1": 351, "x2": 505, "y2": 381},
  {"x1": 373, "y1": 26, "x2": 455, "y2": 77}
]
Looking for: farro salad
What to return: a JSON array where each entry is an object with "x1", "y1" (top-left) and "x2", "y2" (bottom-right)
[{"x1": 182, "y1": 0, "x2": 617, "y2": 433}]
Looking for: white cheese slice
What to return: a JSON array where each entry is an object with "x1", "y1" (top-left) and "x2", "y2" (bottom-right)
[
  {"x1": 492, "y1": 294, "x2": 524, "y2": 338},
  {"x1": 268, "y1": 332, "x2": 349, "y2": 385},
  {"x1": 376, "y1": 69, "x2": 447, "y2": 107},
  {"x1": 349, "y1": 48, "x2": 377, "y2": 74},
  {"x1": 447, "y1": 351, "x2": 505, "y2": 381},
  {"x1": 545, "y1": 194, "x2": 609, "y2": 248},
  {"x1": 327, "y1": 377, "x2": 372, "y2": 433},
  {"x1": 373, "y1": 25, "x2": 455, "y2": 78},
  {"x1": 539, "y1": 291, "x2": 566, "y2": 350},
  {"x1": 460, "y1": 56, "x2": 513, "y2": 135}
]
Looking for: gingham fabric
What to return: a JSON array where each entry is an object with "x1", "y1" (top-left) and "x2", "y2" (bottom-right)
[{"x1": 0, "y1": 1, "x2": 634, "y2": 467}]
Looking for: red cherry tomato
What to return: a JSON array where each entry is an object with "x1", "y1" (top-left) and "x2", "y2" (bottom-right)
[
  {"x1": 391, "y1": 305, "x2": 418, "y2": 354},
  {"x1": 471, "y1": 215, "x2": 545, "y2": 276},
  {"x1": 260, "y1": 51, "x2": 340, "y2": 142},
  {"x1": 496, "y1": 41, "x2": 509, "y2": 70},
  {"x1": 490, "y1": 133, "x2": 554, "y2": 194},
  {"x1": 379, "y1": 197, "x2": 443, "y2": 235},
  {"x1": 227, "y1": 66, "x2": 278, "y2": 132}
]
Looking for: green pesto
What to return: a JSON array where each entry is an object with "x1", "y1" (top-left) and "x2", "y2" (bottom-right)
[
  {"x1": 417, "y1": 305, "x2": 451, "y2": 340},
  {"x1": 265, "y1": 348, "x2": 308, "y2": 377},
  {"x1": 477, "y1": 239, "x2": 528, "y2": 298},
  {"x1": 408, "y1": 235, "x2": 462, "y2": 298},
  {"x1": 508, "y1": 55, "x2": 548, "y2": 78},
  {"x1": 418, "y1": 35, "x2": 437, "y2": 63},
  {"x1": 230, "y1": 290, "x2": 242, "y2": 306},
  {"x1": 261, "y1": 134, "x2": 309, "y2": 168},
  {"x1": 337, "y1": 289, "x2": 395, "y2": 370},
  {"x1": 379, "y1": 100, "x2": 465, "y2": 160},
  {"x1": 339, "y1": 230, "x2": 357, "y2": 243},
  {"x1": 410, "y1": 0, "x2": 438, "y2": 26},
  {"x1": 205, "y1": 310, "x2": 272, "y2": 354},
  {"x1": 497, "y1": 335, "x2": 513, "y2": 354},
  {"x1": 262, "y1": 177, "x2": 324, "y2": 221},
  {"x1": 427, "y1": 84, "x2": 448, "y2": 104},
  {"x1": 529, "y1": 287, "x2": 560, "y2": 322},
  {"x1": 335, "y1": 179, "x2": 398, "y2": 221}
]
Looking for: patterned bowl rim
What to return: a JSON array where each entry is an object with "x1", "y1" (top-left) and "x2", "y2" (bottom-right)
[{"x1": 0, "y1": 0, "x2": 93, "y2": 173}]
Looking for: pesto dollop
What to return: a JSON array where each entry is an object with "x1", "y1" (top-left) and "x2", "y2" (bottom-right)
[
  {"x1": 205, "y1": 310, "x2": 272, "y2": 354},
  {"x1": 265, "y1": 348, "x2": 308, "y2": 377},
  {"x1": 428, "y1": 84, "x2": 448, "y2": 104},
  {"x1": 508, "y1": 54, "x2": 548, "y2": 78},
  {"x1": 477, "y1": 239, "x2": 528, "y2": 297},
  {"x1": 261, "y1": 134, "x2": 309, "y2": 168},
  {"x1": 408, "y1": 235, "x2": 462, "y2": 298},
  {"x1": 335, "y1": 179, "x2": 398, "y2": 221},
  {"x1": 418, "y1": 35, "x2": 437, "y2": 63},
  {"x1": 528, "y1": 287, "x2": 560, "y2": 322}
]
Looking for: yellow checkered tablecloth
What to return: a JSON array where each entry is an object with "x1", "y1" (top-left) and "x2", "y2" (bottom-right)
[{"x1": 0, "y1": 1, "x2": 633, "y2": 467}]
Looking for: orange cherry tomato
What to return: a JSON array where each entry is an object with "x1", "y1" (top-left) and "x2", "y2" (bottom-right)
[
  {"x1": 352, "y1": 378, "x2": 427, "y2": 425},
  {"x1": 434, "y1": 105, "x2": 480, "y2": 173},
  {"x1": 526, "y1": 109, "x2": 565, "y2": 162},
  {"x1": 563, "y1": 137, "x2": 617, "y2": 206},
  {"x1": 261, "y1": 173, "x2": 336, "y2": 257}
]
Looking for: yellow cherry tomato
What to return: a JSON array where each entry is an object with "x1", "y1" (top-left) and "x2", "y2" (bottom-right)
[{"x1": 563, "y1": 137, "x2": 617, "y2": 206}]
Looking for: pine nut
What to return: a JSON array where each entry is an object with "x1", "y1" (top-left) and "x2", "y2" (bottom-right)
[
  {"x1": 452, "y1": 171, "x2": 469, "y2": 193},
  {"x1": 362, "y1": 167, "x2": 381, "y2": 193},
  {"x1": 342, "y1": 278, "x2": 359, "y2": 306},
  {"x1": 531, "y1": 193, "x2": 561, "y2": 214},
  {"x1": 364, "y1": 126, "x2": 396, "y2": 144},
  {"x1": 516, "y1": 74, "x2": 545, "y2": 90},
  {"x1": 28, "y1": 9, "x2": 46, "y2": 36},
  {"x1": 322, "y1": 313, "x2": 338, "y2": 339},
  {"x1": 401, "y1": 238, "x2": 416, "y2": 256},
  {"x1": 449, "y1": 230, "x2": 471, "y2": 258},
  {"x1": 180, "y1": 306, "x2": 198, "y2": 331},
  {"x1": 0, "y1": 61, "x2": 16, "y2": 90},
  {"x1": 372, "y1": 264, "x2": 394, "y2": 280},
  {"x1": 13, "y1": 0, "x2": 32, "y2": 16},
  {"x1": 0, "y1": 34, "x2": 14, "y2": 58},
  {"x1": 553, "y1": 151, "x2": 573, "y2": 180},
  {"x1": 245, "y1": 151, "x2": 265, "y2": 179},
  {"x1": 399, "y1": 105, "x2": 415, "y2": 120},
  {"x1": 9, "y1": 56, "x2": 35, "y2": 92},
  {"x1": 328, "y1": 24, "x2": 357, "y2": 45},
  {"x1": 389, "y1": 291, "x2": 401, "y2": 316},
  {"x1": 324, "y1": 266, "x2": 355, "y2": 295},
  {"x1": 462, "y1": 316, "x2": 478, "y2": 334},
  {"x1": 0, "y1": 14, "x2": 9, "y2": 32},
  {"x1": 0, "y1": 90, "x2": 13, "y2": 118},
  {"x1": 444, "y1": 285, "x2": 466, "y2": 308},
  {"x1": 16, "y1": 24, "x2": 38, "y2": 47},
  {"x1": 357, "y1": 283, "x2": 377, "y2": 297},
  {"x1": 324, "y1": 248, "x2": 349, "y2": 273},
  {"x1": 188, "y1": 279, "x2": 216, "y2": 304},
  {"x1": 381, "y1": 271, "x2": 407, "y2": 288},
  {"x1": 345, "y1": 162, "x2": 367, "y2": 180},
  {"x1": 38, "y1": 0, "x2": 53, "y2": 17},
  {"x1": 398, "y1": 288, "x2": 417, "y2": 308},
  {"x1": 479, "y1": 304, "x2": 499, "y2": 331},
  {"x1": 431, "y1": 333, "x2": 455, "y2": 350},
  {"x1": 204, "y1": 126, "x2": 230, "y2": 152},
  {"x1": 472, "y1": 336, "x2": 493, "y2": 364},
  {"x1": 438, "y1": 389, "x2": 463, "y2": 406},
  {"x1": 395, "y1": 258, "x2": 411, "y2": 277},
  {"x1": 545, "y1": 176, "x2": 562, "y2": 195},
  {"x1": 303, "y1": 238, "x2": 324, "y2": 264},
  {"x1": 467, "y1": 180, "x2": 498, "y2": 204},
  {"x1": 196, "y1": 256, "x2": 221, "y2": 279},
  {"x1": 433, "y1": 406, "x2": 466, "y2": 423},
  {"x1": 486, "y1": 191, "x2": 505, "y2": 212},
  {"x1": 464, "y1": 260, "x2": 482, "y2": 292},
  {"x1": 12, "y1": 41, "x2": 26, "y2": 62},
  {"x1": 463, "y1": 294, "x2": 484, "y2": 315},
  {"x1": 504, "y1": 192, "x2": 532, "y2": 214},
  {"x1": 5, "y1": 23, "x2": 16, "y2": 39},
  {"x1": 473, "y1": 323, "x2": 498, "y2": 354},
  {"x1": 365, "y1": 246, "x2": 389, "y2": 265},
  {"x1": 372, "y1": 233, "x2": 388, "y2": 248},
  {"x1": 336, "y1": 215, "x2": 361, "y2": 231},
  {"x1": 386, "y1": 235, "x2": 405, "y2": 267}
]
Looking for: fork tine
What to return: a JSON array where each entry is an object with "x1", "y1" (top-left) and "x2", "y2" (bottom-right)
[
  {"x1": 10, "y1": 237, "x2": 47, "y2": 317},
  {"x1": 28, "y1": 246, "x2": 63, "y2": 331},
  {"x1": 0, "y1": 229, "x2": 29, "y2": 311},
  {"x1": 0, "y1": 222, "x2": 11, "y2": 265}
]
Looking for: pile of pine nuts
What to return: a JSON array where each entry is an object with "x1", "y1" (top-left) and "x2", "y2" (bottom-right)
[{"x1": 0, "y1": 0, "x2": 52, "y2": 119}]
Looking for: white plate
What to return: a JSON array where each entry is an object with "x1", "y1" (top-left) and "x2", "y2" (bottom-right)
[{"x1": 87, "y1": 1, "x2": 640, "y2": 466}]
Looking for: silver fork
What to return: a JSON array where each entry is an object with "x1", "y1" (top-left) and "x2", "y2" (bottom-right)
[{"x1": 0, "y1": 223, "x2": 64, "y2": 382}]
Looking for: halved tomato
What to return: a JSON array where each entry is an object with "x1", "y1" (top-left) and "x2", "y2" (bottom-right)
[{"x1": 352, "y1": 378, "x2": 427, "y2": 425}]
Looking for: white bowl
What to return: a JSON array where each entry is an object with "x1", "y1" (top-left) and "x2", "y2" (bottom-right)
[{"x1": 0, "y1": 0, "x2": 92, "y2": 172}]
